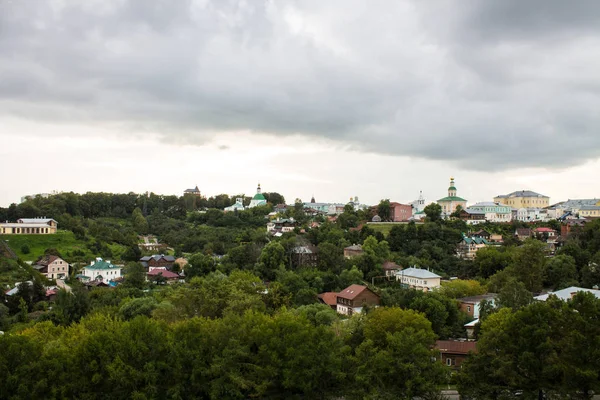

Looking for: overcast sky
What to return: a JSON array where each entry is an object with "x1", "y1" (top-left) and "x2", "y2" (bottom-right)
[{"x1": 1, "y1": 0, "x2": 599, "y2": 207}]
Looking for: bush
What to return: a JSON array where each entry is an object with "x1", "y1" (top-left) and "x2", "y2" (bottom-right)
[{"x1": 21, "y1": 245, "x2": 30, "y2": 254}]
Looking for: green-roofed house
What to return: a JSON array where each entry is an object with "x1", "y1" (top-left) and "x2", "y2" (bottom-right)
[
  {"x1": 457, "y1": 235, "x2": 490, "y2": 259},
  {"x1": 248, "y1": 183, "x2": 268, "y2": 208},
  {"x1": 80, "y1": 257, "x2": 123, "y2": 284},
  {"x1": 437, "y1": 177, "x2": 468, "y2": 217}
]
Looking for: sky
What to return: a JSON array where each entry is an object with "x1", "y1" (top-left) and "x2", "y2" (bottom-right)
[{"x1": 1, "y1": 0, "x2": 600, "y2": 207}]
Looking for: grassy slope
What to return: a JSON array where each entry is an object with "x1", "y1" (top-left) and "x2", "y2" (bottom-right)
[{"x1": 1, "y1": 230, "x2": 95, "y2": 262}]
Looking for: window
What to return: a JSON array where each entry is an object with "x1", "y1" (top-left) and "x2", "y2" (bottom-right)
[
  {"x1": 467, "y1": 306, "x2": 471, "y2": 312},
  {"x1": 446, "y1": 358, "x2": 453, "y2": 366}
]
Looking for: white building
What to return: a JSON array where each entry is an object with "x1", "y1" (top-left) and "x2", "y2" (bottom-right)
[
  {"x1": 80, "y1": 257, "x2": 122, "y2": 284},
  {"x1": 466, "y1": 202, "x2": 512, "y2": 223},
  {"x1": 410, "y1": 191, "x2": 426, "y2": 214},
  {"x1": 395, "y1": 267, "x2": 441, "y2": 292},
  {"x1": 516, "y1": 207, "x2": 549, "y2": 222},
  {"x1": 224, "y1": 198, "x2": 245, "y2": 212},
  {"x1": 534, "y1": 286, "x2": 600, "y2": 302},
  {"x1": 248, "y1": 183, "x2": 268, "y2": 208}
]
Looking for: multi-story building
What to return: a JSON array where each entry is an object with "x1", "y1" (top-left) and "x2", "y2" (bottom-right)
[
  {"x1": 80, "y1": 257, "x2": 122, "y2": 285},
  {"x1": 410, "y1": 191, "x2": 426, "y2": 214},
  {"x1": 336, "y1": 284, "x2": 380, "y2": 315},
  {"x1": 0, "y1": 218, "x2": 58, "y2": 235},
  {"x1": 183, "y1": 186, "x2": 201, "y2": 197},
  {"x1": 437, "y1": 177, "x2": 467, "y2": 217},
  {"x1": 248, "y1": 183, "x2": 268, "y2": 208},
  {"x1": 579, "y1": 205, "x2": 600, "y2": 218},
  {"x1": 389, "y1": 202, "x2": 413, "y2": 222},
  {"x1": 466, "y1": 202, "x2": 512, "y2": 223},
  {"x1": 32, "y1": 255, "x2": 70, "y2": 280},
  {"x1": 457, "y1": 294, "x2": 497, "y2": 318},
  {"x1": 395, "y1": 267, "x2": 441, "y2": 291},
  {"x1": 457, "y1": 236, "x2": 490, "y2": 260},
  {"x1": 494, "y1": 190, "x2": 549, "y2": 208}
]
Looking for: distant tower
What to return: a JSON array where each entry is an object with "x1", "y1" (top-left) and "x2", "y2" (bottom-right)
[
  {"x1": 256, "y1": 182, "x2": 261, "y2": 194},
  {"x1": 310, "y1": 195, "x2": 315, "y2": 203},
  {"x1": 448, "y1": 177, "x2": 457, "y2": 197}
]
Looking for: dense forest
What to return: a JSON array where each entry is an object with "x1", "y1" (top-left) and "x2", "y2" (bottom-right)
[{"x1": 2, "y1": 191, "x2": 600, "y2": 399}]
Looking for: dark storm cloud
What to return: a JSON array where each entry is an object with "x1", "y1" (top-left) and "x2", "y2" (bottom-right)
[{"x1": 1, "y1": 0, "x2": 600, "y2": 169}]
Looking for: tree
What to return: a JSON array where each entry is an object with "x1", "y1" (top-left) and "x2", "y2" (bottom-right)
[
  {"x1": 131, "y1": 207, "x2": 149, "y2": 234},
  {"x1": 497, "y1": 278, "x2": 532, "y2": 311},
  {"x1": 439, "y1": 279, "x2": 487, "y2": 299},
  {"x1": 377, "y1": 199, "x2": 391, "y2": 222},
  {"x1": 122, "y1": 262, "x2": 147, "y2": 290},
  {"x1": 424, "y1": 203, "x2": 442, "y2": 222},
  {"x1": 186, "y1": 253, "x2": 216, "y2": 278},
  {"x1": 475, "y1": 246, "x2": 513, "y2": 279},
  {"x1": 543, "y1": 254, "x2": 578, "y2": 290},
  {"x1": 450, "y1": 204, "x2": 464, "y2": 218},
  {"x1": 338, "y1": 266, "x2": 364, "y2": 289},
  {"x1": 509, "y1": 239, "x2": 547, "y2": 293},
  {"x1": 350, "y1": 308, "x2": 445, "y2": 399}
]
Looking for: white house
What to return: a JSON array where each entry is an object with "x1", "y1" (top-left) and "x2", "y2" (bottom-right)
[
  {"x1": 466, "y1": 202, "x2": 512, "y2": 223},
  {"x1": 224, "y1": 198, "x2": 245, "y2": 212},
  {"x1": 395, "y1": 267, "x2": 441, "y2": 292},
  {"x1": 534, "y1": 286, "x2": 600, "y2": 302},
  {"x1": 248, "y1": 183, "x2": 268, "y2": 208},
  {"x1": 80, "y1": 257, "x2": 122, "y2": 284}
]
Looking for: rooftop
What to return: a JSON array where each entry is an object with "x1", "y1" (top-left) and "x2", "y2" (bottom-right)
[
  {"x1": 435, "y1": 340, "x2": 477, "y2": 355},
  {"x1": 397, "y1": 267, "x2": 441, "y2": 279},
  {"x1": 337, "y1": 284, "x2": 370, "y2": 300},
  {"x1": 457, "y1": 293, "x2": 498, "y2": 303},
  {"x1": 438, "y1": 195, "x2": 467, "y2": 202},
  {"x1": 317, "y1": 292, "x2": 338, "y2": 306},
  {"x1": 534, "y1": 286, "x2": 600, "y2": 302},
  {"x1": 84, "y1": 257, "x2": 120, "y2": 270},
  {"x1": 496, "y1": 190, "x2": 548, "y2": 198}
]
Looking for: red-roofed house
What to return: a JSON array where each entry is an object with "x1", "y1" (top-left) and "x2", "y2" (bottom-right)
[
  {"x1": 147, "y1": 268, "x2": 180, "y2": 284},
  {"x1": 317, "y1": 292, "x2": 338, "y2": 310},
  {"x1": 336, "y1": 284, "x2": 380, "y2": 316},
  {"x1": 435, "y1": 340, "x2": 477, "y2": 369}
]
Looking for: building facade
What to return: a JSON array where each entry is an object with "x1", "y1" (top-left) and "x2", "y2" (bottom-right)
[
  {"x1": 33, "y1": 255, "x2": 69, "y2": 280},
  {"x1": 494, "y1": 190, "x2": 549, "y2": 208},
  {"x1": 0, "y1": 218, "x2": 58, "y2": 235},
  {"x1": 389, "y1": 202, "x2": 413, "y2": 222},
  {"x1": 395, "y1": 267, "x2": 441, "y2": 291},
  {"x1": 437, "y1": 178, "x2": 467, "y2": 217},
  {"x1": 80, "y1": 257, "x2": 122, "y2": 285},
  {"x1": 336, "y1": 284, "x2": 380, "y2": 315},
  {"x1": 466, "y1": 202, "x2": 512, "y2": 223},
  {"x1": 248, "y1": 183, "x2": 268, "y2": 208}
]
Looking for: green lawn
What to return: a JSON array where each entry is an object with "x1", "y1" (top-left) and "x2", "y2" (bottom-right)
[{"x1": 0, "y1": 230, "x2": 93, "y2": 262}]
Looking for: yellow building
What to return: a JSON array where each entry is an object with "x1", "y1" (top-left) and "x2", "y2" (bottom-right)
[
  {"x1": 0, "y1": 218, "x2": 58, "y2": 235},
  {"x1": 437, "y1": 177, "x2": 467, "y2": 216},
  {"x1": 494, "y1": 190, "x2": 549, "y2": 208},
  {"x1": 579, "y1": 203, "x2": 600, "y2": 218}
]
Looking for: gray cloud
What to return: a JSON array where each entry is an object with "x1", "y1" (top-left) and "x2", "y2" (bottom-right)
[{"x1": 1, "y1": 0, "x2": 600, "y2": 169}]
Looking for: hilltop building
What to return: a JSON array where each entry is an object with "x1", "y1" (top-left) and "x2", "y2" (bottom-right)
[
  {"x1": 437, "y1": 177, "x2": 467, "y2": 217},
  {"x1": 183, "y1": 186, "x2": 201, "y2": 197},
  {"x1": 410, "y1": 191, "x2": 426, "y2": 213},
  {"x1": 224, "y1": 198, "x2": 245, "y2": 212},
  {"x1": 465, "y1": 202, "x2": 512, "y2": 223},
  {"x1": 395, "y1": 267, "x2": 441, "y2": 291},
  {"x1": 0, "y1": 218, "x2": 58, "y2": 235},
  {"x1": 248, "y1": 183, "x2": 267, "y2": 208},
  {"x1": 494, "y1": 190, "x2": 549, "y2": 208}
]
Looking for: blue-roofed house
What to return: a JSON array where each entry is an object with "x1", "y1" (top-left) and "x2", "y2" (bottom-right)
[{"x1": 395, "y1": 267, "x2": 441, "y2": 291}]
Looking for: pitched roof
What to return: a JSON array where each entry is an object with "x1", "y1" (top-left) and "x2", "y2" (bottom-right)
[
  {"x1": 337, "y1": 284, "x2": 369, "y2": 300},
  {"x1": 462, "y1": 237, "x2": 489, "y2": 245},
  {"x1": 516, "y1": 228, "x2": 532, "y2": 236},
  {"x1": 457, "y1": 293, "x2": 498, "y2": 303},
  {"x1": 84, "y1": 258, "x2": 120, "y2": 270},
  {"x1": 397, "y1": 267, "x2": 441, "y2": 279},
  {"x1": 534, "y1": 286, "x2": 600, "y2": 301},
  {"x1": 382, "y1": 261, "x2": 402, "y2": 270},
  {"x1": 344, "y1": 244, "x2": 363, "y2": 251},
  {"x1": 435, "y1": 340, "x2": 477, "y2": 355},
  {"x1": 438, "y1": 196, "x2": 467, "y2": 202},
  {"x1": 17, "y1": 218, "x2": 58, "y2": 224},
  {"x1": 147, "y1": 269, "x2": 179, "y2": 279},
  {"x1": 317, "y1": 292, "x2": 338, "y2": 306},
  {"x1": 34, "y1": 255, "x2": 60, "y2": 267},
  {"x1": 534, "y1": 227, "x2": 556, "y2": 233},
  {"x1": 496, "y1": 190, "x2": 548, "y2": 198}
]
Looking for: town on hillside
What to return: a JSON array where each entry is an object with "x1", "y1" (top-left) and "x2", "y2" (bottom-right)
[{"x1": 1, "y1": 181, "x2": 600, "y2": 399}]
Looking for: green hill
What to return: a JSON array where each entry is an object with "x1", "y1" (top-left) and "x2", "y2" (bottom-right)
[{"x1": 0, "y1": 231, "x2": 95, "y2": 262}]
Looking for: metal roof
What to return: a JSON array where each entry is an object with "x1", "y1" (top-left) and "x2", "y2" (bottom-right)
[
  {"x1": 397, "y1": 267, "x2": 441, "y2": 279},
  {"x1": 534, "y1": 286, "x2": 600, "y2": 301}
]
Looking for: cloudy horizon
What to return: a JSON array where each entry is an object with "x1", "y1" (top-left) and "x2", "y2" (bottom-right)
[{"x1": 1, "y1": 0, "x2": 599, "y2": 207}]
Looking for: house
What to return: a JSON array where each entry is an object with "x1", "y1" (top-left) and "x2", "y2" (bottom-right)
[
  {"x1": 291, "y1": 245, "x2": 318, "y2": 268},
  {"x1": 435, "y1": 340, "x2": 477, "y2": 369},
  {"x1": 457, "y1": 294, "x2": 497, "y2": 318},
  {"x1": 382, "y1": 261, "x2": 402, "y2": 278},
  {"x1": 344, "y1": 244, "x2": 364, "y2": 259},
  {"x1": 464, "y1": 319, "x2": 479, "y2": 339},
  {"x1": 32, "y1": 255, "x2": 69, "y2": 280},
  {"x1": 147, "y1": 268, "x2": 180, "y2": 284},
  {"x1": 183, "y1": 186, "x2": 202, "y2": 197},
  {"x1": 409, "y1": 191, "x2": 426, "y2": 214},
  {"x1": 516, "y1": 207, "x2": 548, "y2": 222},
  {"x1": 494, "y1": 190, "x2": 550, "y2": 209},
  {"x1": 336, "y1": 284, "x2": 380, "y2": 316},
  {"x1": 458, "y1": 209, "x2": 486, "y2": 224},
  {"x1": 140, "y1": 254, "x2": 176, "y2": 271},
  {"x1": 224, "y1": 198, "x2": 245, "y2": 212},
  {"x1": 579, "y1": 205, "x2": 600, "y2": 218},
  {"x1": 317, "y1": 292, "x2": 338, "y2": 310},
  {"x1": 457, "y1": 236, "x2": 490, "y2": 260},
  {"x1": 437, "y1": 177, "x2": 468, "y2": 217},
  {"x1": 79, "y1": 257, "x2": 122, "y2": 285},
  {"x1": 561, "y1": 219, "x2": 587, "y2": 238},
  {"x1": 267, "y1": 218, "x2": 296, "y2": 235},
  {"x1": 470, "y1": 229, "x2": 491, "y2": 240},
  {"x1": 248, "y1": 183, "x2": 267, "y2": 208},
  {"x1": 0, "y1": 217, "x2": 58, "y2": 235},
  {"x1": 515, "y1": 228, "x2": 532, "y2": 240},
  {"x1": 395, "y1": 267, "x2": 441, "y2": 291},
  {"x1": 388, "y1": 202, "x2": 413, "y2": 222},
  {"x1": 534, "y1": 286, "x2": 600, "y2": 302},
  {"x1": 533, "y1": 227, "x2": 557, "y2": 239}
]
